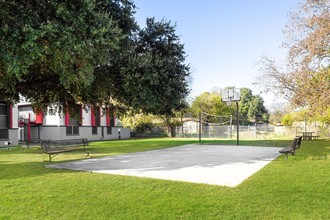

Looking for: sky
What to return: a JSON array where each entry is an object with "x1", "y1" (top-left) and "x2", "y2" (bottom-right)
[{"x1": 133, "y1": 0, "x2": 302, "y2": 107}]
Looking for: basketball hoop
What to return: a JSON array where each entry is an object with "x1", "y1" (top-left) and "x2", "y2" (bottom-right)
[
  {"x1": 221, "y1": 88, "x2": 241, "y2": 103},
  {"x1": 221, "y1": 88, "x2": 241, "y2": 145}
]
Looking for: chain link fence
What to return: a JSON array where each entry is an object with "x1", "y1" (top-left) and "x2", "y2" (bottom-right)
[{"x1": 176, "y1": 123, "x2": 330, "y2": 139}]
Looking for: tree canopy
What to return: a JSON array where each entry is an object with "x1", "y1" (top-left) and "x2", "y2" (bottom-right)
[
  {"x1": 255, "y1": 0, "x2": 329, "y2": 122},
  {"x1": 189, "y1": 88, "x2": 268, "y2": 124},
  {"x1": 119, "y1": 18, "x2": 190, "y2": 115},
  {"x1": 0, "y1": 0, "x2": 190, "y2": 116},
  {"x1": 189, "y1": 91, "x2": 233, "y2": 123},
  {"x1": 239, "y1": 88, "x2": 269, "y2": 122},
  {"x1": 0, "y1": 0, "x2": 122, "y2": 108}
]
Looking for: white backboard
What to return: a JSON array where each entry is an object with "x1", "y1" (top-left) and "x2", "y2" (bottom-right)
[{"x1": 221, "y1": 88, "x2": 241, "y2": 102}]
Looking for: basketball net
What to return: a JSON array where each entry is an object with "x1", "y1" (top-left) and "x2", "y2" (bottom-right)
[{"x1": 226, "y1": 97, "x2": 232, "y2": 106}]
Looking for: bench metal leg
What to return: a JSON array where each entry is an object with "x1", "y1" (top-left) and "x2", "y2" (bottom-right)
[{"x1": 48, "y1": 154, "x2": 59, "y2": 162}]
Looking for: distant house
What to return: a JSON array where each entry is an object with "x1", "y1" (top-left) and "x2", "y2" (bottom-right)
[{"x1": 0, "y1": 102, "x2": 18, "y2": 147}]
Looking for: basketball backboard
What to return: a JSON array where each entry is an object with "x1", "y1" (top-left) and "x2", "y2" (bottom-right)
[{"x1": 221, "y1": 88, "x2": 241, "y2": 102}]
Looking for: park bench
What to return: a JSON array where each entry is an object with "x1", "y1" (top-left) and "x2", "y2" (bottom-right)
[
  {"x1": 41, "y1": 138, "x2": 89, "y2": 161},
  {"x1": 279, "y1": 136, "x2": 302, "y2": 160}
]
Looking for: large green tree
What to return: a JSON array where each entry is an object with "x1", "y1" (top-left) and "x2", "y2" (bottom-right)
[
  {"x1": 0, "y1": 0, "x2": 190, "y2": 116},
  {"x1": 239, "y1": 88, "x2": 269, "y2": 122},
  {"x1": 0, "y1": 0, "x2": 123, "y2": 111},
  {"x1": 119, "y1": 18, "x2": 190, "y2": 115}
]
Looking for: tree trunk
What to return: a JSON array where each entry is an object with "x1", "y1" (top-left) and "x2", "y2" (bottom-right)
[{"x1": 167, "y1": 125, "x2": 176, "y2": 137}]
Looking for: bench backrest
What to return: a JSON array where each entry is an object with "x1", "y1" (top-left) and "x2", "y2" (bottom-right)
[
  {"x1": 290, "y1": 138, "x2": 299, "y2": 150},
  {"x1": 41, "y1": 138, "x2": 88, "y2": 151},
  {"x1": 295, "y1": 136, "x2": 302, "y2": 149},
  {"x1": 291, "y1": 136, "x2": 302, "y2": 150}
]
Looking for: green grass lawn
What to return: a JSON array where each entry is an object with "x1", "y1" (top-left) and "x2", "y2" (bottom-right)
[{"x1": 0, "y1": 138, "x2": 329, "y2": 219}]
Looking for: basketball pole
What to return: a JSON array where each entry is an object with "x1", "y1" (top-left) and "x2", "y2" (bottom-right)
[
  {"x1": 235, "y1": 101, "x2": 239, "y2": 145},
  {"x1": 221, "y1": 88, "x2": 240, "y2": 145}
]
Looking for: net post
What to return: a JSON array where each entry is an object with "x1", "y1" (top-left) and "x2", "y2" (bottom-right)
[
  {"x1": 236, "y1": 101, "x2": 239, "y2": 146},
  {"x1": 199, "y1": 110, "x2": 201, "y2": 142}
]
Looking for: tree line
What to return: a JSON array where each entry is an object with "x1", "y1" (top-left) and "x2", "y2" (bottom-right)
[
  {"x1": 189, "y1": 88, "x2": 269, "y2": 125},
  {"x1": 123, "y1": 88, "x2": 269, "y2": 136}
]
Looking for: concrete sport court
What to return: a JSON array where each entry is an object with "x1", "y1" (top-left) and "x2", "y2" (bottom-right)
[{"x1": 46, "y1": 144, "x2": 281, "y2": 187}]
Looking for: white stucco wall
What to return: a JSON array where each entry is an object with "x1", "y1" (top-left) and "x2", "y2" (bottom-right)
[
  {"x1": 44, "y1": 109, "x2": 63, "y2": 126},
  {"x1": 12, "y1": 105, "x2": 18, "y2": 129},
  {"x1": 82, "y1": 107, "x2": 91, "y2": 126}
]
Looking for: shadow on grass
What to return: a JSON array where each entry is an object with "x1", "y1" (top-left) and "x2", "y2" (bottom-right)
[{"x1": 0, "y1": 146, "x2": 84, "y2": 180}]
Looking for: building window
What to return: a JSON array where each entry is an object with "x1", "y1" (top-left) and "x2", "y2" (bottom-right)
[
  {"x1": 0, "y1": 129, "x2": 8, "y2": 139},
  {"x1": 92, "y1": 126, "x2": 97, "y2": 135},
  {"x1": 66, "y1": 126, "x2": 79, "y2": 135},
  {"x1": 91, "y1": 106, "x2": 101, "y2": 135},
  {"x1": 0, "y1": 103, "x2": 8, "y2": 140},
  {"x1": 106, "y1": 109, "x2": 114, "y2": 135},
  {"x1": 107, "y1": 126, "x2": 112, "y2": 134},
  {"x1": 65, "y1": 105, "x2": 81, "y2": 136},
  {"x1": 73, "y1": 125, "x2": 79, "y2": 135},
  {"x1": 95, "y1": 108, "x2": 100, "y2": 127}
]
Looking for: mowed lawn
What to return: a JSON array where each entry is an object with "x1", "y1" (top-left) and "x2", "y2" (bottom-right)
[{"x1": 0, "y1": 138, "x2": 329, "y2": 219}]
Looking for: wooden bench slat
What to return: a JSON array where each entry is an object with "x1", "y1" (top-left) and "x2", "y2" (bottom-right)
[{"x1": 45, "y1": 148, "x2": 84, "y2": 154}]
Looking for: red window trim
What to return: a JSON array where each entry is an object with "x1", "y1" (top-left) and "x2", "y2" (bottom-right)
[{"x1": 65, "y1": 111, "x2": 70, "y2": 126}]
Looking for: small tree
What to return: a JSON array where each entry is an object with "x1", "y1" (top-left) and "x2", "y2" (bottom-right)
[
  {"x1": 281, "y1": 114, "x2": 294, "y2": 126},
  {"x1": 268, "y1": 102, "x2": 290, "y2": 125},
  {"x1": 121, "y1": 114, "x2": 154, "y2": 134},
  {"x1": 190, "y1": 91, "x2": 233, "y2": 123}
]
